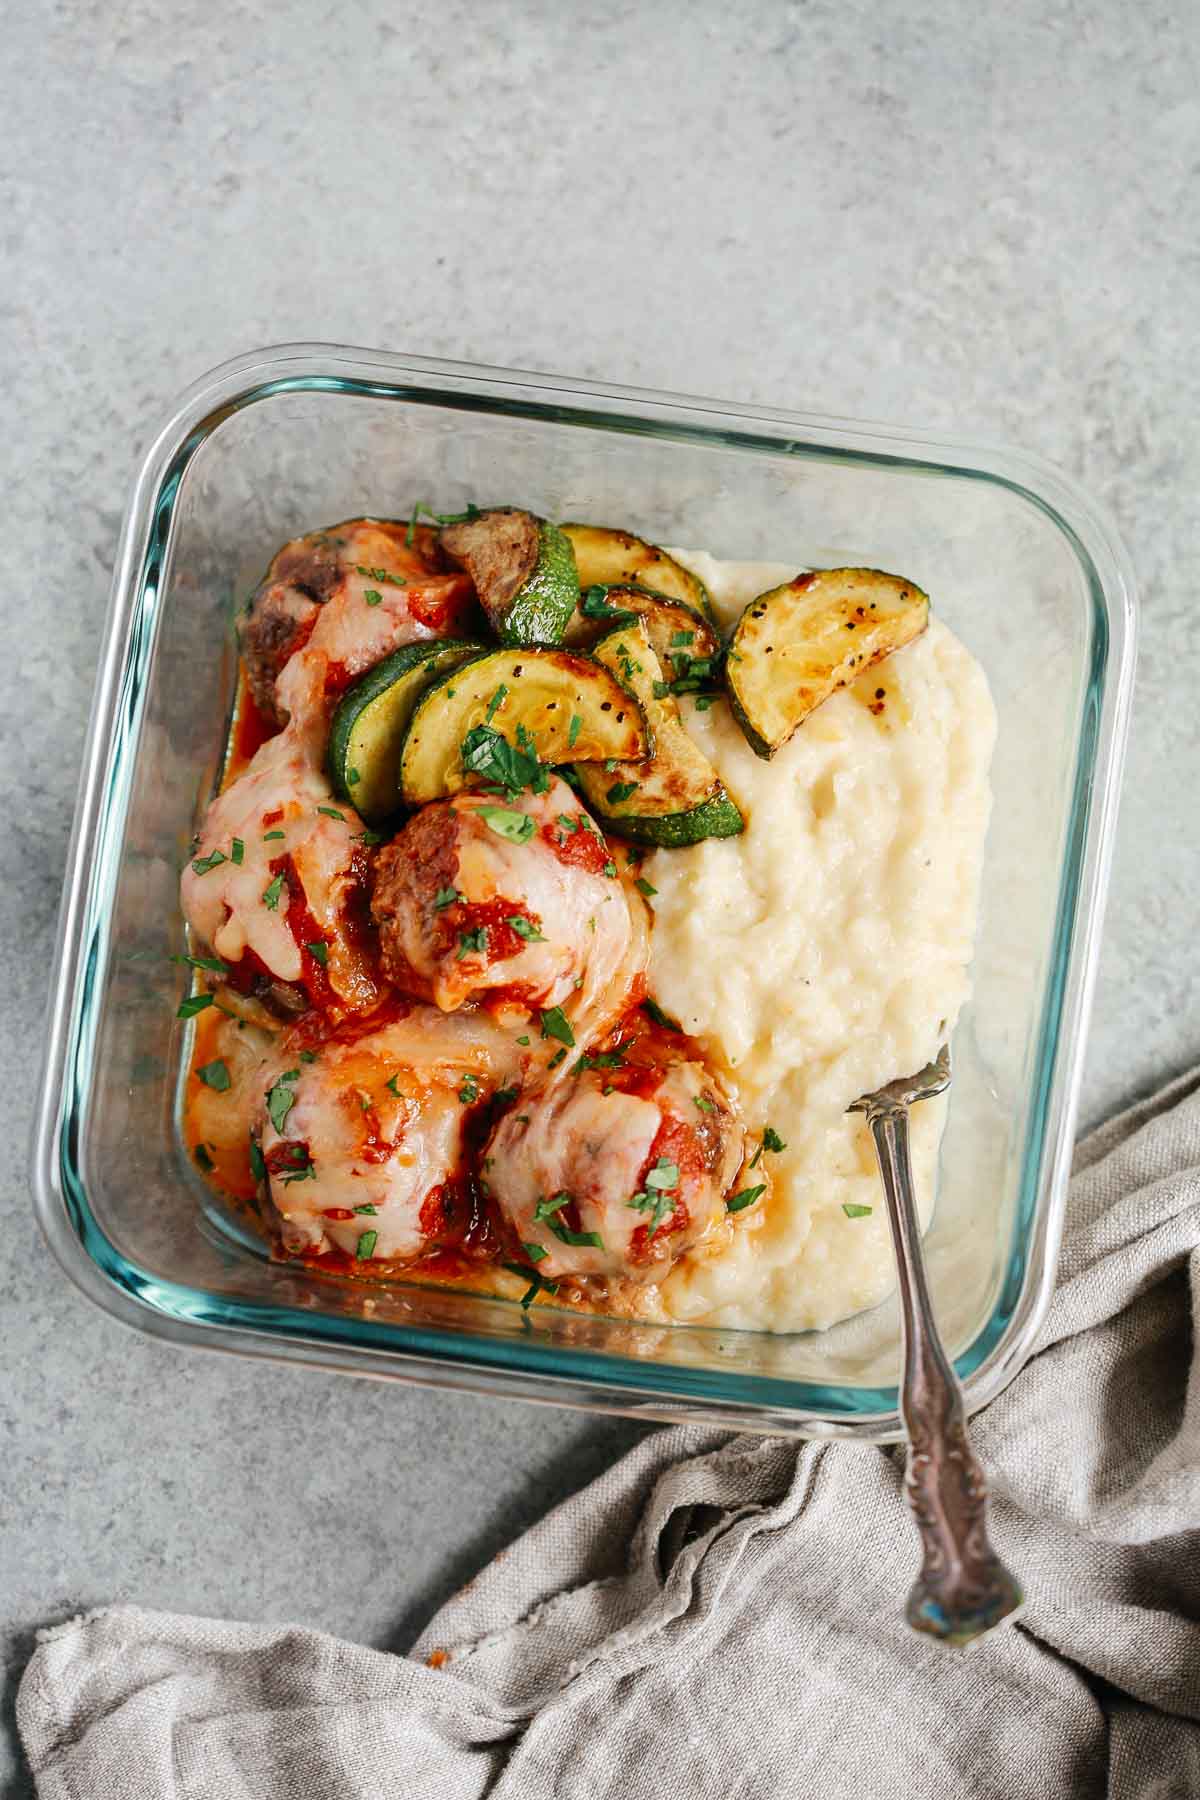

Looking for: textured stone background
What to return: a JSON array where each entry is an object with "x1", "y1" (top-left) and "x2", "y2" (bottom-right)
[{"x1": 1, "y1": 1, "x2": 1197, "y2": 1789}]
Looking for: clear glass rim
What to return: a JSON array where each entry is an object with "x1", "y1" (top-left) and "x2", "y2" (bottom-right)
[{"x1": 30, "y1": 342, "x2": 1138, "y2": 1440}]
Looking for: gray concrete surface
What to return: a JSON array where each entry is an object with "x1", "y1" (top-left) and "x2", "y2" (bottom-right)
[{"x1": 2, "y1": 0, "x2": 1197, "y2": 1790}]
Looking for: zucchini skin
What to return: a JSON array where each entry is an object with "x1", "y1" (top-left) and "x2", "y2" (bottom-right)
[
  {"x1": 587, "y1": 793, "x2": 744, "y2": 849},
  {"x1": 503, "y1": 519, "x2": 579, "y2": 645},
  {"x1": 326, "y1": 639, "x2": 484, "y2": 817},
  {"x1": 440, "y1": 508, "x2": 580, "y2": 646}
]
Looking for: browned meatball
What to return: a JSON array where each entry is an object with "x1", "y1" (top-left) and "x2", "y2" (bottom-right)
[
  {"x1": 238, "y1": 518, "x2": 468, "y2": 725},
  {"x1": 371, "y1": 777, "x2": 639, "y2": 1018}
]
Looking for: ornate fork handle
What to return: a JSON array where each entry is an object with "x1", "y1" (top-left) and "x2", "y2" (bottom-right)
[{"x1": 864, "y1": 1101, "x2": 1023, "y2": 1644}]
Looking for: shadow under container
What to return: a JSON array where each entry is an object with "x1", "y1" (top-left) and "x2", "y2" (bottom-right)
[{"x1": 32, "y1": 346, "x2": 1136, "y2": 1438}]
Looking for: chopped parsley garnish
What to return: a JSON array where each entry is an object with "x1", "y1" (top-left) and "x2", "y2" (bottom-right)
[
  {"x1": 485, "y1": 683, "x2": 508, "y2": 722},
  {"x1": 842, "y1": 1203, "x2": 873, "y2": 1219},
  {"x1": 457, "y1": 927, "x2": 488, "y2": 960},
  {"x1": 298, "y1": 1049, "x2": 318, "y2": 1064},
  {"x1": 354, "y1": 828, "x2": 385, "y2": 846},
  {"x1": 172, "y1": 952, "x2": 228, "y2": 974},
  {"x1": 693, "y1": 695, "x2": 714, "y2": 712},
  {"x1": 748, "y1": 1125, "x2": 787, "y2": 1169},
  {"x1": 176, "y1": 993, "x2": 214, "y2": 1020},
  {"x1": 573, "y1": 1049, "x2": 625, "y2": 1075},
  {"x1": 534, "y1": 1193, "x2": 572, "y2": 1223},
  {"x1": 540, "y1": 1006, "x2": 575, "y2": 1047},
  {"x1": 278, "y1": 1144, "x2": 316, "y2": 1185},
  {"x1": 507, "y1": 915, "x2": 545, "y2": 941},
  {"x1": 230, "y1": 837, "x2": 244, "y2": 865},
  {"x1": 192, "y1": 1143, "x2": 215, "y2": 1172},
  {"x1": 355, "y1": 1229, "x2": 379, "y2": 1259},
  {"x1": 385, "y1": 1073, "x2": 402, "y2": 1096},
  {"x1": 191, "y1": 849, "x2": 227, "y2": 876},
  {"x1": 493, "y1": 1085, "x2": 519, "y2": 1106},
  {"x1": 266, "y1": 1078, "x2": 297, "y2": 1135},
  {"x1": 476, "y1": 795, "x2": 540, "y2": 844},
  {"x1": 248, "y1": 1136, "x2": 266, "y2": 1181},
  {"x1": 628, "y1": 1188, "x2": 673, "y2": 1237},
  {"x1": 354, "y1": 1204, "x2": 378, "y2": 1216},
  {"x1": 694, "y1": 1093, "x2": 716, "y2": 1113},
  {"x1": 363, "y1": 589, "x2": 383, "y2": 606},
  {"x1": 549, "y1": 1224, "x2": 604, "y2": 1249},
  {"x1": 646, "y1": 1158, "x2": 679, "y2": 1191},
  {"x1": 727, "y1": 1184, "x2": 766, "y2": 1214},
  {"x1": 603, "y1": 860, "x2": 617, "y2": 878},
  {"x1": 557, "y1": 813, "x2": 578, "y2": 832},
  {"x1": 355, "y1": 564, "x2": 407, "y2": 586},
  {"x1": 606, "y1": 781, "x2": 638, "y2": 805},
  {"x1": 634, "y1": 876, "x2": 657, "y2": 898},
  {"x1": 516, "y1": 1034, "x2": 530, "y2": 1047},
  {"x1": 262, "y1": 873, "x2": 285, "y2": 910},
  {"x1": 347, "y1": 768, "x2": 361, "y2": 786},
  {"x1": 317, "y1": 805, "x2": 346, "y2": 821},
  {"x1": 522, "y1": 1241, "x2": 548, "y2": 1263},
  {"x1": 567, "y1": 714, "x2": 583, "y2": 749},
  {"x1": 461, "y1": 723, "x2": 548, "y2": 799},
  {"x1": 433, "y1": 887, "x2": 461, "y2": 910},
  {"x1": 501, "y1": 1260, "x2": 559, "y2": 1309},
  {"x1": 196, "y1": 1059, "x2": 231, "y2": 1092},
  {"x1": 580, "y1": 584, "x2": 636, "y2": 624},
  {"x1": 651, "y1": 681, "x2": 671, "y2": 701},
  {"x1": 671, "y1": 629, "x2": 695, "y2": 647},
  {"x1": 547, "y1": 1047, "x2": 568, "y2": 1068},
  {"x1": 262, "y1": 829, "x2": 286, "y2": 841},
  {"x1": 306, "y1": 940, "x2": 329, "y2": 966},
  {"x1": 603, "y1": 758, "x2": 618, "y2": 773},
  {"x1": 458, "y1": 1073, "x2": 480, "y2": 1105},
  {"x1": 405, "y1": 500, "x2": 479, "y2": 545},
  {"x1": 642, "y1": 997, "x2": 681, "y2": 1032}
]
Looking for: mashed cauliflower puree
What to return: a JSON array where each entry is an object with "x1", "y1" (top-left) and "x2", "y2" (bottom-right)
[{"x1": 645, "y1": 553, "x2": 996, "y2": 1334}]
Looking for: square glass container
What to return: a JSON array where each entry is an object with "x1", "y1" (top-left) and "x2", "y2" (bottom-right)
[{"x1": 32, "y1": 346, "x2": 1136, "y2": 1438}]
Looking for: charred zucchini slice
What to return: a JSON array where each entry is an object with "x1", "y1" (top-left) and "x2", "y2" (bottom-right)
[
  {"x1": 327, "y1": 640, "x2": 485, "y2": 822},
  {"x1": 726, "y1": 568, "x2": 929, "y2": 760},
  {"x1": 576, "y1": 622, "x2": 743, "y2": 848},
  {"x1": 399, "y1": 648, "x2": 649, "y2": 805},
  {"x1": 438, "y1": 507, "x2": 578, "y2": 644},
  {"x1": 564, "y1": 582, "x2": 722, "y2": 685},
  {"x1": 561, "y1": 524, "x2": 716, "y2": 624}
]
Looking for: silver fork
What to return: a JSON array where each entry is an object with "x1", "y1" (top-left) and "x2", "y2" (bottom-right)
[{"x1": 849, "y1": 1044, "x2": 1023, "y2": 1644}]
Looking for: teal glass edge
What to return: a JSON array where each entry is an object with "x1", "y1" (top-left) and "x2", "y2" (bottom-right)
[{"x1": 33, "y1": 348, "x2": 1137, "y2": 1436}]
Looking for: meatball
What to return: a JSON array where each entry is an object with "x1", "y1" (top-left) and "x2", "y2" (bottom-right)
[
  {"x1": 239, "y1": 518, "x2": 478, "y2": 726},
  {"x1": 181, "y1": 652, "x2": 380, "y2": 1017},
  {"x1": 371, "y1": 775, "x2": 645, "y2": 1025},
  {"x1": 255, "y1": 1009, "x2": 520, "y2": 1264},
  {"x1": 484, "y1": 1023, "x2": 745, "y2": 1283}
]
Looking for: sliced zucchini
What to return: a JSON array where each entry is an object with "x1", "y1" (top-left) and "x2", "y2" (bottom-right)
[
  {"x1": 564, "y1": 582, "x2": 722, "y2": 686},
  {"x1": 439, "y1": 507, "x2": 578, "y2": 644},
  {"x1": 726, "y1": 568, "x2": 929, "y2": 760},
  {"x1": 327, "y1": 640, "x2": 485, "y2": 821},
  {"x1": 561, "y1": 524, "x2": 716, "y2": 624},
  {"x1": 399, "y1": 648, "x2": 649, "y2": 805},
  {"x1": 576, "y1": 622, "x2": 743, "y2": 848}
]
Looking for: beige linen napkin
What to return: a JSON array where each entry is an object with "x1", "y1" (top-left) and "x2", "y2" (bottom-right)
[{"x1": 19, "y1": 1068, "x2": 1200, "y2": 1798}]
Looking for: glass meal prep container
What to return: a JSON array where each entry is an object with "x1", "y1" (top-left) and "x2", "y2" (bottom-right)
[{"x1": 31, "y1": 345, "x2": 1136, "y2": 1438}]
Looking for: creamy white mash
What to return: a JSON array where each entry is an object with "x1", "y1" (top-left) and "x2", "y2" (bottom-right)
[{"x1": 645, "y1": 554, "x2": 996, "y2": 1333}]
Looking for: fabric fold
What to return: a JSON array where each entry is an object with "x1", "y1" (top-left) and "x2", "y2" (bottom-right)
[{"x1": 19, "y1": 1071, "x2": 1200, "y2": 1799}]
